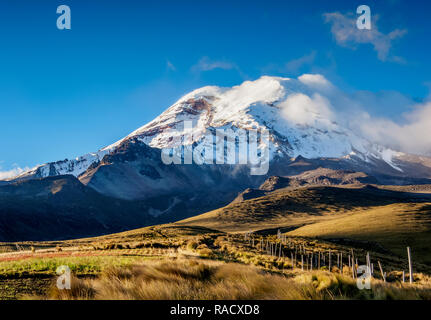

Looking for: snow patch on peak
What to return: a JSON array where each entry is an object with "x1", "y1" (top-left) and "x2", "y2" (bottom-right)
[
  {"x1": 177, "y1": 86, "x2": 225, "y2": 104},
  {"x1": 99, "y1": 74, "x2": 402, "y2": 167},
  {"x1": 375, "y1": 148, "x2": 404, "y2": 172},
  {"x1": 15, "y1": 149, "x2": 110, "y2": 180}
]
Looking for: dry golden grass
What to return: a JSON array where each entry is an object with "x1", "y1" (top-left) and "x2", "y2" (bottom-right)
[
  {"x1": 175, "y1": 186, "x2": 426, "y2": 233},
  {"x1": 6, "y1": 230, "x2": 431, "y2": 300},
  {"x1": 174, "y1": 186, "x2": 431, "y2": 270},
  {"x1": 288, "y1": 203, "x2": 431, "y2": 265},
  {"x1": 45, "y1": 259, "x2": 431, "y2": 300}
]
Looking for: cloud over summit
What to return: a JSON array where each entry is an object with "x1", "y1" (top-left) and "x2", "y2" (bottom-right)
[
  {"x1": 289, "y1": 74, "x2": 431, "y2": 156},
  {"x1": 323, "y1": 11, "x2": 407, "y2": 62}
]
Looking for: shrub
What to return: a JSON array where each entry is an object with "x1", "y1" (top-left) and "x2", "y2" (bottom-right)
[
  {"x1": 49, "y1": 275, "x2": 96, "y2": 300},
  {"x1": 198, "y1": 248, "x2": 214, "y2": 258},
  {"x1": 187, "y1": 240, "x2": 198, "y2": 251},
  {"x1": 214, "y1": 236, "x2": 226, "y2": 247}
]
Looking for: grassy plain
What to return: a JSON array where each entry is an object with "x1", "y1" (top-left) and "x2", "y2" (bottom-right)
[{"x1": 1, "y1": 185, "x2": 431, "y2": 300}]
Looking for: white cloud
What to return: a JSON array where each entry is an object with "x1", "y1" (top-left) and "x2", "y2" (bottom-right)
[
  {"x1": 191, "y1": 57, "x2": 236, "y2": 73},
  {"x1": 298, "y1": 74, "x2": 334, "y2": 91},
  {"x1": 285, "y1": 51, "x2": 317, "y2": 73},
  {"x1": 323, "y1": 11, "x2": 407, "y2": 62},
  {"x1": 0, "y1": 166, "x2": 29, "y2": 180},
  {"x1": 166, "y1": 60, "x2": 176, "y2": 71},
  {"x1": 286, "y1": 74, "x2": 431, "y2": 157},
  {"x1": 280, "y1": 92, "x2": 335, "y2": 127},
  {"x1": 354, "y1": 102, "x2": 431, "y2": 156},
  {"x1": 261, "y1": 51, "x2": 318, "y2": 76}
]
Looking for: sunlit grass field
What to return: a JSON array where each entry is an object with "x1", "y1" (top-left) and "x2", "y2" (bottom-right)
[
  {"x1": 1, "y1": 185, "x2": 431, "y2": 300},
  {"x1": 0, "y1": 225, "x2": 430, "y2": 300}
]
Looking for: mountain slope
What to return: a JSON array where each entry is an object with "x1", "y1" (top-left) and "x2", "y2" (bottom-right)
[
  {"x1": 287, "y1": 203, "x2": 431, "y2": 265},
  {"x1": 0, "y1": 175, "x2": 159, "y2": 241},
  {"x1": 174, "y1": 185, "x2": 431, "y2": 264},
  {"x1": 259, "y1": 168, "x2": 379, "y2": 191},
  {"x1": 176, "y1": 185, "x2": 431, "y2": 233}
]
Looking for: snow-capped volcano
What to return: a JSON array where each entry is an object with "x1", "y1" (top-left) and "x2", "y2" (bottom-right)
[
  {"x1": 13, "y1": 74, "x2": 424, "y2": 182},
  {"x1": 5, "y1": 74, "x2": 431, "y2": 240},
  {"x1": 113, "y1": 75, "x2": 399, "y2": 164}
]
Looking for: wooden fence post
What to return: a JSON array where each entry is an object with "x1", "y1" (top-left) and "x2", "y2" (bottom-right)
[
  {"x1": 378, "y1": 261, "x2": 385, "y2": 282},
  {"x1": 407, "y1": 246, "x2": 413, "y2": 284},
  {"x1": 311, "y1": 253, "x2": 313, "y2": 271},
  {"x1": 351, "y1": 249, "x2": 356, "y2": 278},
  {"x1": 340, "y1": 253, "x2": 343, "y2": 274},
  {"x1": 282, "y1": 252, "x2": 285, "y2": 272},
  {"x1": 351, "y1": 256, "x2": 355, "y2": 279},
  {"x1": 366, "y1": 252, "x2": 370, "y2": 275}
]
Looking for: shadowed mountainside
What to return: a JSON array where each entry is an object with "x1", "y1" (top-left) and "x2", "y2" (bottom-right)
[{"x1": 0, "y1": 175, "x2": 159, "y2": 241}]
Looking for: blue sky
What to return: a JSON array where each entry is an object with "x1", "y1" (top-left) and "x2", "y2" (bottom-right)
[{"x1": 1, "y1": 0, "x2": 430, "y2": 176}]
